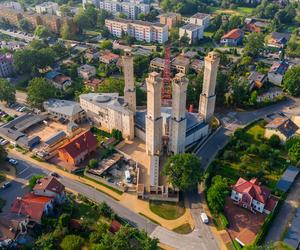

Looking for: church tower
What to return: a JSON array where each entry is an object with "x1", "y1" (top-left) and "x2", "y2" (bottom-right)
[
  {"x1": 199, "y1": 51, "x2": 220, "y2": 122},
  {"x1": 169, "y1": 73, "x2": 188, "y2": 154},
  {"x1": 123, "y1": 49, "x2": 136, "y2": 113},
  {"x1": 146, "y1": 72, "x2": 163, "y2": 156}
]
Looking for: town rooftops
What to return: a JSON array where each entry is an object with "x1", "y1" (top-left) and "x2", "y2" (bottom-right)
[
  {"x1": 248, "y1": 71, "x2": 266, "y2": 83},
  {"x1": 271, "y1": 32, "x2": 291, "y2": 42},
  {"x1": 180, "y1": 23, "x2": 202, "y2": 31},
  {"x1": 33, "y1": 176, "x2": 65, "y2": 194},
  {"x1": 265, "y1": 117, "x2": 298, "y2": 138},
  {"x1": 84, "y1": 78, "x2": 103, "y2": 89},
  {"x1": 45, "y1": 71, "x2": 71, "y2": 86},
  {"x1": 269, "y1": 61, "x2": 289, "y2": 75},
  {"x1": 232, "y1": 177, "x2": 270, "y2": 204},
  {"x1": 43, "y1": 99, "x2": 84, "y2": 117},
  {"x1": 276, "y1": 166, "x2": 300, "y2": 192},
  {"x1": 108, "y1": 18, "x2": 167, "y2": 28},
  {"x1": 191, "y1": 12, "x2": 210, "y2": 19},
  {"x1": 78, "y1": 64, "x2": 96, "y2": 73},
  {"x1": 159, "y1": 12, "x2": 180, "y2": 18},
  {"x1": 100, "y1": 51, "x2": 120, "y2": 62},
  {"x1": 222, "y1": 28, "x2": 243, "y2": 40},
  {"x1": 172, "y1": 55, "x2": 190, "y2": 67},
  {"x1": 0, "y1": 53, "x2": 13, "y2": 63},
  {"x1": 11, "y1": 193, "x2": 52, "y2": 221},
  {"x1": 44, "y1": 131, "x2": 67, "y2": 146},
  {"x1": 58, "y1": 130, "x2": 98, "y2": 159}
]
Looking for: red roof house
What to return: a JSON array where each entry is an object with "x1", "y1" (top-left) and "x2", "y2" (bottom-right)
[
  {"x1": 99, "y1": 51, "x2": 120, "y2": 64},
  {"x1": 33, "y1": 177, "x2": 66, "y2": 203},
  {"x1": 220, "y1": 28, "x2": 244, "y2": 46},
  {"x1": 10, "y1": 193, "x2": 53, "y2": 223},
  {"x1": 57, "y1": 130, "x2": 98, "y2": 168},
  {"x1": 231, "y1": 177, "x2": 278, "y2": 214}
]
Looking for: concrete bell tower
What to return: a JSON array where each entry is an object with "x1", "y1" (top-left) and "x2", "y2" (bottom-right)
[
  {"x1": 169, "y1": 73, "x2": 188, "y2": 154},
  {"x1": 199, "y1": 51, "x2": 220, "y2": 122},
  {"x1": 123, "y1": 49, "x2": 136, "y2": 113},
  {"x1": 146, "y1": 72, "x2": 163, "y2": 156}
]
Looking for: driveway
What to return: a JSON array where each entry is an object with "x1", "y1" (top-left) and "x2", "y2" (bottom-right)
[{"x1": 265, "y1": 175, "x2": 300, "y2": 243}]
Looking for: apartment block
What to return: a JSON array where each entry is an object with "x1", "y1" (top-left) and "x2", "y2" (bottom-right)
[
  {"x1": 35, "y1": 1, "x2": 59, "y2": 15},
  {"x1": 179, "y1": 23, "x2": 204, "y2": 44},
  {"x1": 159, "y1": 12, "x2": 181, "y2": 28},
  {"x1": 0, "y1": 54, "x2": 14, "y2": 78},
  {"x1": 105, "y1": 18, "x2": 168, "y2": 44}
]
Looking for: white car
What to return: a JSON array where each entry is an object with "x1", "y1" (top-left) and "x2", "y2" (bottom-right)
[
  {"x1": 8, "y1": 158, "x2": 18, "y2": 165},
  {"x1": 0, "y1": 140, "x2": 8, "y2": 146},
  {"x1": 200, "y1": 212, "x2": 209, "y2": 224}
]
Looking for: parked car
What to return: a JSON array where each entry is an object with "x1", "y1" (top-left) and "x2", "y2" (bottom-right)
[
  {"x1": 0, "y1": 140, "x2": 8, "y2": 146},
  {"x1": 1, "y1": 181, "x2": 11, "y2": 189},
  {"x1": 8, "y1": 158, "x2": 18, "y2": 165},
  {"x1": 200, "y1": 212, "x2": 209, "y2": 224},
  {"x1": 50, "y1": 172, "x2": 59, "y2": 178}
]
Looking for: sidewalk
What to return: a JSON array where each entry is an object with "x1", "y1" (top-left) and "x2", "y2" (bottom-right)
[{"x1": 8, "y1": 149, "x2": 194, "y2": 231}]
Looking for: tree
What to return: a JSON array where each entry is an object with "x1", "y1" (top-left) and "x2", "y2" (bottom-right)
[
  {"x1": 244, "y1": 33, "x2": 265, "y2": 58},
  {"x1": 0, "y1": 79, "x2": 16, "y2": 104},
  {"x1": 169, "y1": 28, "x2": 179, "y2": 42},
  {"x1": 60, "y1": 5, "x2": 71, "y2": 17},
  {"x1": 111, "y1": 129, "x2": 123, "y2": 141},
  {"x1": 269, "y1": 134, "x2": 281, "y2": 148},
  {"x1": 226, "y1": 15, "x2": 243, "y2": 31},
  {"x1": 19, "y1": 18, "x2": 31, "y2": 32},
  {"x1": 98, "y1": 202, "x2": 114, "y2": 218},
  {"x1": 0, "y1": 145, "x2": 7, "y2": 163},
  {"x1": 60, "y1": 235, "x2": 85, "y2": 250},
  {"x1": 58, "y1": 213, "x2": 71, "y2": 228},
  {"x1": 207, "y1": 175, "x2": 229, "y2": 213},
  {"x1": 28, "y1": 175, "x2": 44, "y2": 189},
  {"x1": 283, "y1": 66, "x2": 300, "y2": 96},
  {"x1": 98, "y1": 9, "x2": 112, "y2": 26},
  {"x1": 288, "y1": 142, "x2": 300, "y2": 163},
  {"x1": 134, "y1": 55, "x2": 150, "y2": 79},
  {"x1": 74, "y1": 5, "x2": 97, "y2": 30},
  {"x1": 61, "y1": 22, "x2": 76, "y2": 40},
  {"x1": 100, "y1": 40, "x2": 113, "y2": 50},
  {"x1": 34, "y1": 25, "x2": 51, "y2": 38},
  {"x1": 27, "y1": 78, "x2": 57, "y2": 108},
  {"x1": 88, "y1": 159, "x2": 98, "y2": 169},
  {"x1": 258, "y1": 144, "x2": 270, "y2": 158},
  {"x1": 163, "y1": 153, "x2": 202, "y2": 191},
  {"x1": 52, "y1": 42, "x2": 66, "y2": 58},
  {"x1": 249, "y1": 91, "x2": 257, "y2": 105},
  {"x1": 213, "y1": 28, "x2": 225, "y2": 42},
  {"x1": 179, "y1": 33, "x2": 190, "y2": 46},
  {"x1": 98, "y1": 78, "x2": 124, "y2": 95},
  {"x1": 229, "y1": 78, "x2": 250, "y2": 107}
]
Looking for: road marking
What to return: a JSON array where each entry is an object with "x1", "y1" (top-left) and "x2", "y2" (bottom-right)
[
  {"x1": 24, "y1": 173, "x2": 35, "y2": 180},
  {"x1": 18, "y1": 166, "x2": 30, "y2": 175}
]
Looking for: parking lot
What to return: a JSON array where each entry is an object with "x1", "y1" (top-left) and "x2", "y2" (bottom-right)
[{"x1": 0, "y1": 159, "x2": 50, "y2": 213}]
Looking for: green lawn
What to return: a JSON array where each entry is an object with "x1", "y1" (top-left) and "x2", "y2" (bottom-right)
[
  {"x1": 172, "y1": 223, "x2": 193, "y2": 234},
  {"x1": 149, "y1": 201, "x2": 186, "y2": 220},
  {"x1": 209, "y1": 6, "x2": 255, "y2": 16},
  {"x1": 72, "y1": 201, "x2": 102, "y2": 226}
]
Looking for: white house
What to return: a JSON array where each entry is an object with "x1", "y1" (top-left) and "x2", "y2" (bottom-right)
[{"x1": 179, "y1": 23, "x2": 204, "y2": 44}]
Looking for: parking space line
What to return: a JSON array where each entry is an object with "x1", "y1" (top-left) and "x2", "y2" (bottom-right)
[
  {"x1": 24, "y1": 173, "x2": 34, "y2": 180},
  {"x1": 18, "y1": 166, "x2": 30, "y2": 175}
]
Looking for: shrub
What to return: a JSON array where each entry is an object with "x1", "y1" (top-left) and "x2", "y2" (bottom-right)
[
  {"x1": 88, "y1": 159, "x2": 99, "y2": 169},
  {"x1": 269, "y1": 135, "x2": 281, "y2": 148},
  {"x1": 223, "y1": 150, "x2": 236, "y2": 161},
  {"x1": 98, "y1": 202, "x2": 114, "y2": 218},
  {"x1": 219, "y1": 213, "x2": 229, "y2": 228},
  {"x1": 60, "y1": 235, "x2": 85, "y2": 250},
  {"x1": 247, "y1": 144, "x2": 258, "y2": 154},
  {"x1": 258, "y1": 144, "x2": 270, "y2": 158},
  {"x1": 59, "y1": 213, "x2": 71, "y2": 228},
  {"x1": 28, "y1": 175, "x2": 44, "y2": 189}
]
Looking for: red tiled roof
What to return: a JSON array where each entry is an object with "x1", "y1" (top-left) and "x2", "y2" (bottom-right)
[
  {"x1": 33, "y1": 176, "x2": 65, "y2": 194},
  {"x1": 222, "y1": 28, "x2": 243, "y2": 40},
  {"x1": 265, "y1": 195, "x2": 278, "y2": 212},
  {"x1": 10, "y1": 193, "x2": 52, "y2": 221},
  {"x1": 84, "y1": 78, "x2": 103, "y2": 88},
  {"x1": 58, "y1": 130, "x2": 98, "y2": 159},
  {"x1": 109, "y1": 220, "x2": 121, "y2": 233},
  {"x1": 232, "y1": 178, "x2": 271, "y2": 204},
  {"x1": 54, "y1": 75, "x2": 71, "y2": 85},
  {"x1": 100, "y1": 52, "x2": 119, "y2": 62}
]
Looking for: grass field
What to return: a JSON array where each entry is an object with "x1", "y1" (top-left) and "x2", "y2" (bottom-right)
[
  {"x1": 149, "y1": 200, "x2": 186, "y2": 220},
  {"x1": 209, "y1": 6, "x2": 255, "y2": 16}
]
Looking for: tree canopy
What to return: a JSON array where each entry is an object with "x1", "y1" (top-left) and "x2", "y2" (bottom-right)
[
  {"x1": 98, "y1": 78, "x2": 124, "y2": 96},
  {"x1": 27, "y1": 77, "x2": 57, "y2": 108},
  {"x1": 283, "y1": 66, "x2": 300, "y2": 96},
  {"x1": 244, "y1": 33, "x2": 265, "y2": 58},
  {"x1": 60, "y1": 235, "x2": 85, "y2": 250},
  {"x1": 0, "y1": 79, "x2": 16, "y2": 104},
  {"x1": 163, "y1": 153, "x2": 202, "y2": 191}
]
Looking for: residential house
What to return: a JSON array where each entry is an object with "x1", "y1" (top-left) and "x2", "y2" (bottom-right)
[
  {"x1": 190, "y1": 59, "x2": 204, "y2": 73},
  {"x1": 84, "y1": 78, "x2": 103, "y2": 91},
  {"x1": 220, "y1": 28, "x2": 244, "y2": 46},
  {"x1": 85, "y1": 48, "x2": 100, "y2": 61},
  {"x1": 248, "y1": 71, "x2": 267, "y2": 90},
  {"x1": 179, "y1": 23, "x2": 204, "y2": 44},
  {"x1": 265, "y1": 117, "x2": 299, "y2": 141},
  {"x1": 57, "y1": 130, "x2": 98, "y2": 168},
  {"x1": 150, "y1": 57, "x2": 165, "y2": 72},
  {"x1": 231, "y1": 177, "x2": 278, "y2": 214},
  {"x1": 43, "y1": 98, "x2": 86, "y2": 123},
  {"x1": 77, "y1": 64, "x2": 96, "y2": 80},
  {"x1": 0, "y1": 41, "x2": 26, "y2": 51},
  {"x1": 10, "y1": 193, "x2": 54, "y2": 223},
  {"x1": 33, "y1": 176, "x2": 66, "y2": 204},
  {"x1": 44, "y1": 71, "x2": 72, "y2": 90},
  {"x1": 171, "y1": 55, "x2": 190, "y2": 74},
  {"x1": 189, "y1": 12, "x2": 210, "y2": 29},
  {"x1": 0, "y1": 53, "x2": 14, "y2": 77},
  {"x1": 159, "y1": 12, "x2": 181, "y2": 28},
  {"x1": 99, "y1": 51, "x2": 120, "y2": 64},
  {"x1": 268, "y1": 61, "x2": 289, "y2": 85},
  {"x1": 268, "y1": 32, "x2": 291, "y2": 48},
  {"x1": 245, "y1": 18, "x2": 268, "y2": 33},
  {"x1": 35, "y1": 1, "x2": 58, "y2": 14}
]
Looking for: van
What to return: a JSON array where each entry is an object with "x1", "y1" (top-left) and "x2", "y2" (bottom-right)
[
  {"x1": 200, "y1": 213, "x2": 209, "y2": 224},
  {"x1": 125, "y1": 170, "x2": 131, "y2": 183}
]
